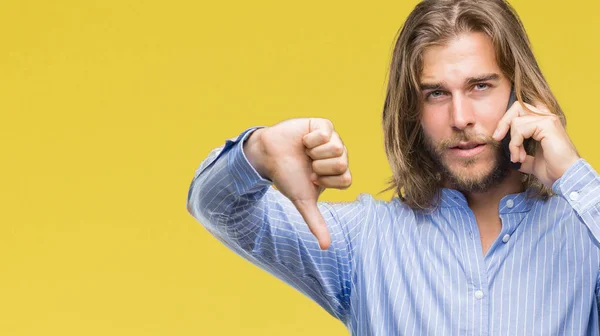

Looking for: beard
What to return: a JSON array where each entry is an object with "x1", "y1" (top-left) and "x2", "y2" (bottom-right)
[{"x1": 423, "y1": 130, "x2": 511, "y2": 193}]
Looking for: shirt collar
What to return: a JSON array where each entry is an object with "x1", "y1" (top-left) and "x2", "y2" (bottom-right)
[{"x1": 439, "y1": 187, "x2": 535, "y2": 213}]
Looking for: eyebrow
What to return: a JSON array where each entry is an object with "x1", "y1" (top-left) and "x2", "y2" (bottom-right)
[{"x1": 419, "y1": 73, "x2": 501, "y2": 90}]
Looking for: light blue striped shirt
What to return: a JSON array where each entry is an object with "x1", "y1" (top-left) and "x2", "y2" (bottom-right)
[{"x1": 187, "y1": 127, "x2": 600, "y2": 335}]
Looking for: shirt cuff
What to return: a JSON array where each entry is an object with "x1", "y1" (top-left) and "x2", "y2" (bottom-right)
[
  {"x1": 227, "y1": 126, "x2": 274, "y2": 197},
  {"x1": 552, "y1": 158, "x2": 600, "y2": 215}
]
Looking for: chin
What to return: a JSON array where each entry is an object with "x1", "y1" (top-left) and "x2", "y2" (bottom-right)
[
  {"x1": 442, "y1": 156, "x2": 508, "y2": 192},
  {"x1": 448, "y1": 161, "x2": 492, "y2": 181}
]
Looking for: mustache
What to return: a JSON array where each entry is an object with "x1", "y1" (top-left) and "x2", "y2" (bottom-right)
[{"x1": 437, "y1": 132, "x2": 501, "y2": 151}]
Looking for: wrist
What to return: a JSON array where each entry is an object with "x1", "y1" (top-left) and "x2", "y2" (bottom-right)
[{"x1": 243, "y1": 128, "x2": 272, "y2": 180}]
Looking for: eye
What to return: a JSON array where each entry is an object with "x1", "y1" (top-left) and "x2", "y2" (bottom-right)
[
  {"x1": 474, "y1": 83, "x2": 489, "y2": 90},
  {"x1": 426, "y1": 90, "x2": 445, "y2": 100}
]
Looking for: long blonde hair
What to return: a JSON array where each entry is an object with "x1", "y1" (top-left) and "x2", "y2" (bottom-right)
[{"x1": 381, "y1": 0, "x2": 565, "y2": 210}]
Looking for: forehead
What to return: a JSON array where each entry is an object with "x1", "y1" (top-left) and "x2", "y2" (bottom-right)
[{"x1": 420, "y1": 32, "x2": 500, "y2": 84}]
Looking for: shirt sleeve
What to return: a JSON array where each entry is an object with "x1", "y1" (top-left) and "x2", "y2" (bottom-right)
[
  {"x1": 596, "y1": 272, "x2": 600, "y2": 323},
  {"x1": 551, "y1": 158, "x2": 600, "y2": 303},
  {"x1": 186, "y1": 127, "x2": 373, "y2": 322},
  {"x1": 552, "y1": 158, "x2": 600, "y2": 243}
]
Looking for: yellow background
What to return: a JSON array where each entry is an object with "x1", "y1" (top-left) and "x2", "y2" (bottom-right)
[{"x1": 1, "y1": 0, "x2": 598, "y2": 335}]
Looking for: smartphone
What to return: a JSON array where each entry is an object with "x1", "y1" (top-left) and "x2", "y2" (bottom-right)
[{"x1": 501, "y1": 87, "x2": 531, "y2": 170}]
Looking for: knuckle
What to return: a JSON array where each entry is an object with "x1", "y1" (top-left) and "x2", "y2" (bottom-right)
[
  {"x1": 318, "y1": 130, "x2": 329, "y2": 142},
  {"x1": 512, "y1": 120, "x2": 524, "y2": 131},
  {"x1": 341, "y1": 173, "x2": 352, "y2": 187},
  {"x1": 331, "y1": 143, "x2": 344, "y2": 156},
  {"x1": 335, "y1": 159, "x2": 348, "y2": 173}
]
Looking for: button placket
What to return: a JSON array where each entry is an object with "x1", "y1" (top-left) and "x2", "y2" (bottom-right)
[{"x1": 474, "y1": 290, "x2": 484, "y2": 300}]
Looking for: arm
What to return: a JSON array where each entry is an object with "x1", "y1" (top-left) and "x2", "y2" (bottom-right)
[
  {"x1": 552, "y1": 158, "x2": 600, "y2": 243},
  {"x1": 186, "y1": 127, "x2": 372, "y2": 321},
  {"x1": 551, "y1": 158, "x2": 600, "y2": 314}
]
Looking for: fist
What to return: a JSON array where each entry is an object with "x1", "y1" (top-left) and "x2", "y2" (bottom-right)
[{"x1": 244, "y1": 118, "x2": 351, "y2": 250}]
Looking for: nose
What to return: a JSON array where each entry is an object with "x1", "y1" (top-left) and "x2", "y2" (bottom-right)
[{"x1": 450, "y1": 94, "x2": 475, "y2": 130}]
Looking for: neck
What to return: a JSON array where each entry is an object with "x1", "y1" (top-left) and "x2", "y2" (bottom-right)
[{"x1": 462, "y1": 170, "x2": 525, "y2": 213}]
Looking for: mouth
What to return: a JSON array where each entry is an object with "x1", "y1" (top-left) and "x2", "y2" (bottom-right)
[{"x1": 448, "y1": 142, "x2": 487, "y2": 157}]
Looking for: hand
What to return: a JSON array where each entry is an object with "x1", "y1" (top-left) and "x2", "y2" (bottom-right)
[
  {"x1": 492, "y1": 100, "x2": 580, "y2": 188},
  {"x1": 244, "y1": 118, "x2": 352, "y2": 250}
]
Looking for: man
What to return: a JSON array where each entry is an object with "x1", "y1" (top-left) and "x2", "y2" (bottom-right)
[{"x1": 187, "y1": 0, "x2": 600, "y2": 334}]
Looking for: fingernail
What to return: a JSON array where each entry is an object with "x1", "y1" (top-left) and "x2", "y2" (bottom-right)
[{"x1": 493, "y1": 129, "x2": 500, "y2": 139}]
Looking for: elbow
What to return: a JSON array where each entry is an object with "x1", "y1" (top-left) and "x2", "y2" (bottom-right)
[{"x1": 186, "y1": 175, "x2": 204, "y2": 221}]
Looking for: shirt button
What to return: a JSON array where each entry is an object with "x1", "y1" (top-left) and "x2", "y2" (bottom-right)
[
  {"x1": 475, "y1": 290, "x2": 484, "y2": 300},
  {"x1": 569, "y1": 191, "x2": 580, "y2": 201},
  {"x1": 502, "y1": 234, "x2": 511, "y2": 243},
  {"x1": 506, "y1": 199, "x2": 514, "y2": 208}
]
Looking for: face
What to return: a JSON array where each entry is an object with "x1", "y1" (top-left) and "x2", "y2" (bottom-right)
[{"x1": 419, "y1": 32, "x2": 512, "y2": 192}]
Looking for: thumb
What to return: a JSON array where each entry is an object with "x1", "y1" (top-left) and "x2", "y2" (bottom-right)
[{"x1": 292, "y1": 198, "x2": 331, "y2": 250}]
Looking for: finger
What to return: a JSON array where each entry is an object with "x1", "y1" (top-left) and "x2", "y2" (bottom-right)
[
  {"x1": 303, "y1": 119, "x2": 334, "y2": 149},
  {"x1": 508, "y1": 125, "x2": 528, "y2": 162},
  {"x1": 312, "y1": 156, "x2": 348, "y2": 175},
  {"x1": 529, "y1": 99, "x2": 554, "y2": 114},
  {"x1": 306, "y1": 133, "x2": 345, "y2": 160},
  {"x1": 518, "y1": 154, "x2": 536, "y2": 175},
  {"x1": 492, "y1": 100, "x2": 523, "y2": 141},
  {"x1": 519, "y1": 145, "x2": 527, "y2": 163},
  {"x1": 500, "y1": 115, "x2": 536, "y2": 161},
  {"x1": 303, "y1": 129, "x2": 331, "y2": 149},
  {"x1": 522, "y1": 102, "x2": 552, "y2": 116},
  {"x1": 291, "y1": 199, "x2": 331, "y2": 250},
  {"x1": 509, "y1": 116, "x2": 548, "y2": 162},
  {"x1": 313, "y1": 171, "x2": 352, "y2": 189},
  {"x1": 510, "y1": 116, "x2": 545, "y2": 148}
]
